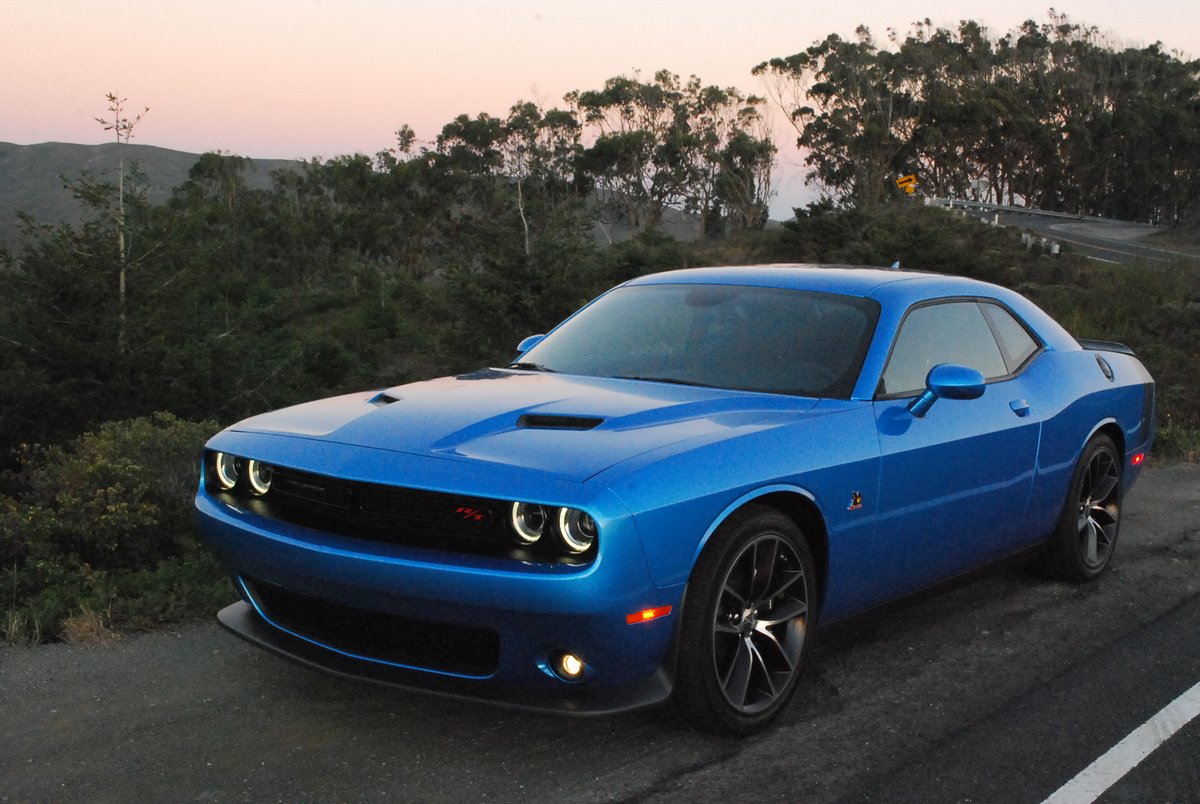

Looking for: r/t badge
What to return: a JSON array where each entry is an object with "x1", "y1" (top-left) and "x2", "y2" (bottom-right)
[{"x1": 847, "y1": 491, "x2": 863, "y2": 511}]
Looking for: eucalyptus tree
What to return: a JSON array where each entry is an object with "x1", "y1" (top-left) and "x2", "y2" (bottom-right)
[
  {"x1": 497, "y1": 101, "x2": 586, "y2": 255},
  {"x1": 755, "y1": 27, "x2": 919, "y2": 208},
  {"x1": 569, "y1": 70, "x2": 775, "y2": 238},
  {"x1": 681, "y1": 81, "x2": 776, "y2": 235},
  {"x1": 758, "y1": 13, "x2": 1200, "y2": 220},
  {"x1": 567, "y1": 71, "x2": 691, "y2": 235}
]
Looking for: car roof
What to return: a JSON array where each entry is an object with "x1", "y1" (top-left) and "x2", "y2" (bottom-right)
[
  {"x1": 626, "y1": 263, "x2": 994, "y2": 302},
  {"x1": 625, "y1": 263, "x2": 1081, "y2": 371}
]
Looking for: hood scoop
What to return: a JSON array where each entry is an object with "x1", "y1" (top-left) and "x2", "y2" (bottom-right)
[
  {"x1": 516, "y1": 414, "x2": 604, "y2": 431},
  {"x1": 368, "y1": 391, "x2": 403, "y2": 407}
]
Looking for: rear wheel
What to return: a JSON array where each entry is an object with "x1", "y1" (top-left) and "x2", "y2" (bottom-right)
[
  {"x1": 1042, "y1": 433, "x2": 1122, "y2": 581},
  {"x1": 671, "y1": 506, "x2": 816, "y2": 734}
]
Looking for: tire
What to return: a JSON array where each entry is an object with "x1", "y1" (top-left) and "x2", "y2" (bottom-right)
[
  {"x1": 671, "y1": 505, "x2": 817, "y2": 734},
  {"x1": 1041, "y1": 433, "x2": 1122, "y2": 582}
]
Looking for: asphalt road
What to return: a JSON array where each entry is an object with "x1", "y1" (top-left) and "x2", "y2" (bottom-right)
[
  {"x1": 995, "y1": 212, "x2": 1200, "y2": 266},
  {"x1": 3, "y1": 463, "x2": 1199, "y2": 803}
]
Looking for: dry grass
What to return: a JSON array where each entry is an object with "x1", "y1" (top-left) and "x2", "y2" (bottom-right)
[
  {"x1": 4, "y1": 609, "x2": 40, "y2": 645},
  {"x1": 60, "y1": 606, "x2": 121, "y2": 646}
]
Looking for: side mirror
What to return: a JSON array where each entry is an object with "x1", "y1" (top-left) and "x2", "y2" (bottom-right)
[
  {"x1": 516, "y1": 334, "x2": 545, "y2": 354},
  {"x1": 908, "y1": 364, "x2": 986, "y2": 418}
]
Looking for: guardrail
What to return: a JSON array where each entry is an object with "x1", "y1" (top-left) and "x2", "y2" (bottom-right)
[
  {"x1": 925, "y1": 197, "x2": 1073, "y2": 256},
  {"x1": 925, "y1": 197, "x2": 1116, "y2": 224},
  {"x1": 925, "y1": 197, "x2": 1200, "y2": 264}
]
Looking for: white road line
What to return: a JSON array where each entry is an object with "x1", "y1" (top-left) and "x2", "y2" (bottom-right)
[
  {"x1": 1046, "y1": 233, "x2": 1177, "y2": 263},
  {"x1": 1042, "y1": 679, "x2": 1200, "y2": 804}
]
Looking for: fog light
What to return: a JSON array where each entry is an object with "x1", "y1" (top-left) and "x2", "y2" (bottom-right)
[{"x1": 558, "y1": 652, "x2": 585, "y2": 680}]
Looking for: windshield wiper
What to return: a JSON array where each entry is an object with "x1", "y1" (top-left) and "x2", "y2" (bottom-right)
[{"x1": 508, "y1": 362, "x2": 557, "y2": 372}]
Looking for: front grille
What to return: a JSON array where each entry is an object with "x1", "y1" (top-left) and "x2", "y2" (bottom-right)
[
  {"x1": 255, "y1": 466, "x2": 580, "y2": 563},
  {"x1": 246, "y1": 578, "x2": 500, "y2": 677}
]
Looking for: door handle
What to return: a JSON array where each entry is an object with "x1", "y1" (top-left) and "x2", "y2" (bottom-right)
[{"x1": 1009, "y1": 399, "x2": 1031, "y2": 417}]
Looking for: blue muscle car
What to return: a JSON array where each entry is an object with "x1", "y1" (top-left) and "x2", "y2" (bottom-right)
[{"x1": 195, "y1": 264, "x2": 1155, "y2": 733}]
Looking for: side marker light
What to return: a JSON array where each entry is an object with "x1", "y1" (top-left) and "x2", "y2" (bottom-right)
[
  {"x1": 1131, "y1": 452, "x2": 1145, "y2": 466},
  {"x1": 626, "y1": 605, "x2": 673, "y2": 625}
]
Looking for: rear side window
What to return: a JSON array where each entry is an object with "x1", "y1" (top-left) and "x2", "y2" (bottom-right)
[
  {"x1": 981, "y1": 303, "x2": 1040, "y2": 373},
  {"x1": 879, "y1": 301, "x2": 1008, "y2": 397}
]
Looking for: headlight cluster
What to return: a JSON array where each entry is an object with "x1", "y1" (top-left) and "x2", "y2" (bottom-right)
[
  {"x1": 207, "y1": 451, "x2": 274, "y2": 496},
  {"x1": 204, "y1": 450, "x2": 598, "y2": 560},
  {"x1": 510, "y1": 502, "x2": 598, "y2": 555}
]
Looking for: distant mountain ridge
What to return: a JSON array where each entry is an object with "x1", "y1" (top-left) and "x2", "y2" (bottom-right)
[{"x1": 0, "y1": 141, "x2": 301, "y2": 250}]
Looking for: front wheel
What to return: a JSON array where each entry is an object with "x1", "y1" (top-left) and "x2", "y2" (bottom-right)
[
  {"x1": 1042, "y1": 433, "x2": 1122, "y2": 582},
  {"x1": 671, "y1": 506, "x2": 816, "y2": 734}
]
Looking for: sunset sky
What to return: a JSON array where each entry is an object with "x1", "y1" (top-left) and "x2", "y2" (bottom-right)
[{"x1": 4, "y1": 1, "x2": 1197, "y2": 215}]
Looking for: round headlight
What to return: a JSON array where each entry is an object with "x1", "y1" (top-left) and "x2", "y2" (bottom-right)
[
  {"x1": 246, "y1": 460, "x2": 273, "y2": 496},
  {"x1": 557, "y1": 508, "x2": 597, "y2": 554},
  {"x1": 214, "y1": 452, "x2": 239, "y2": 490},
  {"x1": 511, "y1": 502, "x2": 548, "y2": 545}
]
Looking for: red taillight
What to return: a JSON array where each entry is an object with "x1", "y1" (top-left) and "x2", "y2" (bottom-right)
[
  {"x1": 626, "y1": 605, "x2": 672, "y2": 625},
  {"x1": 1131, "y1": 452, "x2": 1145, "y2": 466}
]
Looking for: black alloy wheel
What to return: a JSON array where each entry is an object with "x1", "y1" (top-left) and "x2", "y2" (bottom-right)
[
  {"x1": 672, "y1": 505, "x2": 816, "y2": 734},
  {"x1": 1043, "y1": 433, "x2": 1122, "y2": 582}
]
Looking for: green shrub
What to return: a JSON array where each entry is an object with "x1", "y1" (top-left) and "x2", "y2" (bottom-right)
[
  {"x1": 1155, "y1": 426, "x2": 1200, "y2": 463},
  {"x1": 1, "y1": 413, "x2": 232, "y2": 643}
]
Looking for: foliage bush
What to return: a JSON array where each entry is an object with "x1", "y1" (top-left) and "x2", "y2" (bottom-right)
[
  {"x1": 1155, "y1": 426, "x2": 1200, "y2": 463},
  {"x1": 1, "y1": 413, "x2": 232, "y2": 643}
]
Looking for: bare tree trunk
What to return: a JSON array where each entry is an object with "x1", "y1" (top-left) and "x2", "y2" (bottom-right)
[
  {"x1": 96, "y1": 92, "x2": 148, "y2": 357},
  {"x1": 117, "y1": 150, "x2": 127, "y2": 355},
  {"x1": 516, "y1": 179, "x2": 530, "y2": 257}
]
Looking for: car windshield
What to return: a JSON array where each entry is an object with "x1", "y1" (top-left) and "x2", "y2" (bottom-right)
[{"x1": 516, "y1": 283, "x2": 880, "y2": 398}]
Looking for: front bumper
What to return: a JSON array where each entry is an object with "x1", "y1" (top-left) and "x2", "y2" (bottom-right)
[
  {"x1": 196, "y1": 488, "x2": 683, "y2": 715},
  {"x1": 217, "y1": 600, "x2": 672, "y2": 714}
]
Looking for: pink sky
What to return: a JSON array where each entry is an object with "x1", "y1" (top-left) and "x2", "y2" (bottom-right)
[{"x1": 4, "y1": 0, "x2": 1197, "y2": 216}]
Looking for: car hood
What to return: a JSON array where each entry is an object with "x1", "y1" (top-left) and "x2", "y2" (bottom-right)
[{"x1": 230, "y1": 370, "x2": 822, "y2": 482}]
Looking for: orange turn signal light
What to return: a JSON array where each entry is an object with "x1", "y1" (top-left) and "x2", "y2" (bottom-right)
[{"x1": 626, "y1": 605, "x2": 672, "y2": 625}]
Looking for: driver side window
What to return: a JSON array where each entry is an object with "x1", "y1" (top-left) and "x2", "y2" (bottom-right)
[{"x1": 879, "y1": 301, "x2": 1008, "y2": 396}]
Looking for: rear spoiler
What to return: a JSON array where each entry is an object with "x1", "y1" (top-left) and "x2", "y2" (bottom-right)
[{"x1": 1077, "y1": 338, "x2": 1136, "y2": 356}]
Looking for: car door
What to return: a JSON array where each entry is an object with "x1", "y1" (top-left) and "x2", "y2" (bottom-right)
[{"x1": 868, "y1": 299, "x2": 1043, "y2": 601}]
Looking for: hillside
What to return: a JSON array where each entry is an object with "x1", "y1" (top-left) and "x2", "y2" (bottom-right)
[
  {"x1": 1146, "y1": 212, "x2": 1200, "y2": 249},
  {"x1": 0, "y1": 142, "x2": 300, "y2": 249}
]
